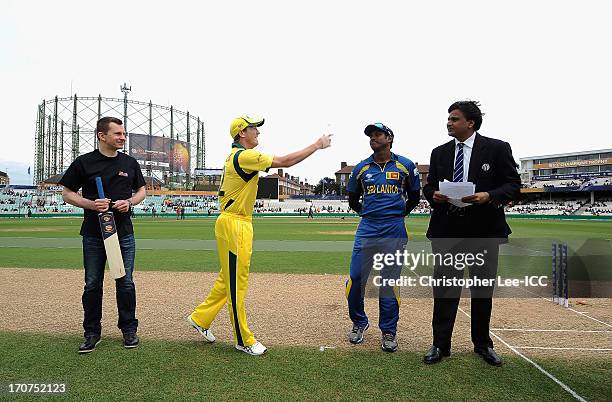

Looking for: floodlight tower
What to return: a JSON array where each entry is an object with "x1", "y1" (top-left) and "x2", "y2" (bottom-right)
[{"x1": 120, "y1": 83, "x2": 131, "y2": 151}]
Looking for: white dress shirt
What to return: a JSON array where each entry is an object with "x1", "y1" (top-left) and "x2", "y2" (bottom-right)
[{"x1": 454, "y1": 132, "x2": 476, "y2": 182}]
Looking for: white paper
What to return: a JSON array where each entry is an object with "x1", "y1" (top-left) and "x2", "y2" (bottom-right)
[{"x1": 439, "y1": 180, "x2": 475, "y2": 207}]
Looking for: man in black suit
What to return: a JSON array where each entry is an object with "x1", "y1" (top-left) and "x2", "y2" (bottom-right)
[{"x1": 422, "y1": 101, "x2": 520, "y2": 366}]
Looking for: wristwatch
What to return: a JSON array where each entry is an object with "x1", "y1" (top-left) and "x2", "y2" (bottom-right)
[{"x1": 128, "y1": 199, "x2": 133, "y2": 208}]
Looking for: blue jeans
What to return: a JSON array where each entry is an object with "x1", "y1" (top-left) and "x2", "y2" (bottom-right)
[{"x1": 82, "y1": 234, "x2": 138, "y2": 337}]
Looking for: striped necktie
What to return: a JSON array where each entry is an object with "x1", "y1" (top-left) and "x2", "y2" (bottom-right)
[{"x1": 453, "y1": 143, "x2": 464, "y2": 182}]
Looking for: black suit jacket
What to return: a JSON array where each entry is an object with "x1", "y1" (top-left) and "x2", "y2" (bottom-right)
[{"x1": 423, "y1": 133, "x2": 521, "y2": 239}]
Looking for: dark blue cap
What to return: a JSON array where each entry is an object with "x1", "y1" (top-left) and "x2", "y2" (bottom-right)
[{"x1": 364, "y1": 123, "x2": 394, "y2": 138}]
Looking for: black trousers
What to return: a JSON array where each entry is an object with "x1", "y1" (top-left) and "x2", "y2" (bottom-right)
[{"x1": 430, "y1": 239, "x2": 499, "y2": 353}]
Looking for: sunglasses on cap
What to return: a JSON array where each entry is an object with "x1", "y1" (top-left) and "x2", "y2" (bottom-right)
[
  {"x1": 365, "y1": 122, "x2": 394, "y2": 137},
  {"x1": 374, "y1": 123, "x2": 392, "y2": 133}
]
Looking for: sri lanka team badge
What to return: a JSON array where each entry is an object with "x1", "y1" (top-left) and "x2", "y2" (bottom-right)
[{"x1": 386, "y1": 172, "x2": 400, "y2": 180}]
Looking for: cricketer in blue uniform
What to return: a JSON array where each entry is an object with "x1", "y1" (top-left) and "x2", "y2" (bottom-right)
[{"x1": 346, "y1": 123, "x2": 421, "y2": 352}]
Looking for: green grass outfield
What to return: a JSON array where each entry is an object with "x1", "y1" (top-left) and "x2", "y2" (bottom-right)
[
  {"x1": 0, "y1": 216, "x2": 610, "y2": 278},
  {"x1": 1, "y1": 216, "x2": 611, "y2": 400},
  {"x1": 0, "y1": 332, "x2": 610, "y2": 401},
  {"x1": 1, "y1": 215, "x2": 611, "y2": 240}
]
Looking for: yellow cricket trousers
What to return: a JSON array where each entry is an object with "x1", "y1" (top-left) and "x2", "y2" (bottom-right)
[{"x1": 191, "y1": 212, "x2": 256, "y2": 347}]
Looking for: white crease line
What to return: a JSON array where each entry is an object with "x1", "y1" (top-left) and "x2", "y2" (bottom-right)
[
  {"x1": 411, "y1": 271, "x2": 586, "y2": 402},
  {"x1": 567, "y1": 307, "x2": 612, "y2": 329},
  {"x1": 512, "y1": 284, "x2": 612, "y2": 329},
  {"x1": 491, "y1": 328, "x2": 611, "y2": 333},
  {"x1": 514, "y1": 346, "x2": 612, "y2": 352},
  {"x1": 407, "y1": 261, "x2": 592, "y2": 401},
  {"x1": 458, "y1": 307, "x2": 587, "y2": 402},
  {"x1": 410, "y1": 266, "x2": 612, "y2": 330}
]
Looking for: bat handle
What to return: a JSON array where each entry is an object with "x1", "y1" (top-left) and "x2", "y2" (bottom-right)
[{"x1": 95, "y1": 177, "x2": 106, "y2": 199}]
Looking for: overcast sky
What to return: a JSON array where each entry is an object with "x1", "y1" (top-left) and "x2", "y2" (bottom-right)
[{"x1": 1, "y1": 0, "x2": 610, "y2": 185}]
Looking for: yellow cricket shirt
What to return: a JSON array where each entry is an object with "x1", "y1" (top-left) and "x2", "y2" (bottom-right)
[{"x1": 218, "y1": 143, "x2": 274, "y2": 217}]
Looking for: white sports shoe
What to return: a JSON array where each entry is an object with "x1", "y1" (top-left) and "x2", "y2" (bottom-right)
[
  {"x1": 235, "y1": 341, "x2": 267, "y2": 356},
  {"x1": 187, "y1": 315, "x2": 216, "y2": 342}
]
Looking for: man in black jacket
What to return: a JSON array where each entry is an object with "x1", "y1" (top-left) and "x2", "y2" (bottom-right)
[{"x1": 422, "y1": 101, "x2": 520, "y2": 366}]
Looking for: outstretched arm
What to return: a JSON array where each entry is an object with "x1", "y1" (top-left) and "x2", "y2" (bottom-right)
[{"x1": 271, "y1": 134, "x2": 332, "y2": 168}]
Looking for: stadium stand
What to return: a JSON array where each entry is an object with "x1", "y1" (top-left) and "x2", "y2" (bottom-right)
[
  {"x1": 505, "y1": 200, "x2": 585, "y2": 215},
  {"x1": 138, "y1": 195, "x2": 219, "y2": 215},
  {"x1": 413, "y1": 200, "x2": 432, "y2": 214},
  {"x1": 254, "y1": 198, "x2": 353, "y2": 214},
  {"x1": 0, "y1": 190, "x2": 221, "y2": 216},
  {"x1": 3, "y1": 164, "x2": 611, "y2": 219},
  {"x1": 582, "y1": 199, "x2": 612, "y2": 216},
  {"x1": 5, "y1": 191, "x2": 612, "y2": 217},
  {"x1": 525, "y1": 178, "x2": 612, "y2": 189}
]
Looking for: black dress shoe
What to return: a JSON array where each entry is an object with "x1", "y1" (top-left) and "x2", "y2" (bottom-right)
[
  {"x1": 78, "y1": 335, "x2": 101, "y2": 354},
  {"x1": 123, "y1": 333, "x2": 140, "y2": 349},
  {"x1": 423, "y1": 345, "x2": 450, "y2": 364},
  {"x1": 474, "y1": 346, "x2": 502, "y2": 367}
]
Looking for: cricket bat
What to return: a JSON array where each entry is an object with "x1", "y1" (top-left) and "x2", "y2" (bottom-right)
[{"x1": 95, "y1": 177, "x2": 126, "y2": 279}]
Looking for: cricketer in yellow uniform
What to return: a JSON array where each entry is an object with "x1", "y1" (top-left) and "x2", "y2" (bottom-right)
[
  {"x1": 189, "y1": 116, "x2": 332, "y2": 355},
  {"x1": 190, "y1": 116, "x2": 273, "y2": 352}
]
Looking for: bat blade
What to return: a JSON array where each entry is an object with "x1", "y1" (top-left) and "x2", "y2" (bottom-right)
[
  {"x1": 98, "y1": 211, "x2": 126, "y2": 279},
  {"x1": 96, "y1": 177, "x2": 126, "y2": 279}
]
